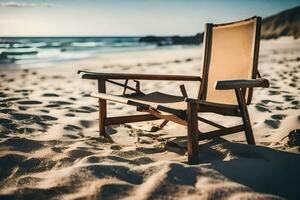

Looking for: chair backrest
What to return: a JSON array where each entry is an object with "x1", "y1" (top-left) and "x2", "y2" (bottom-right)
[{"x1": 198, "y1": 16, "x2": 261, "y2": 105}]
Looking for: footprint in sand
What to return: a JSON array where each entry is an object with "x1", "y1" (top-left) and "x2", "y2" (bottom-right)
[
  {"x1": 0, "y1": 122, "x2": 17, "y2": 131},
  {"x1": 271, "y1": 114, "x2": 286, "y2": 120},
  {"x1": 7, "y1": 78, "x2": 14, "y2": 82},
  {"x1": 42, "y1": 93, "x2": 60, "y2": 97},
  {"x1": 64, "y1": 134, "x2": 80, "y2": 139},
  {"x1": 51, "y1": 147, "x2": 64, "y2": 153},
  {"x1": 21, "y1": 92, "x2": 29, "y2": 96},
  {"x1": 255, "y1": 103, "x2": 270, "y2": 112},
  {"x1": 264, "y1": 119, "x2": 280, "y2": 129},
  {"x1": 45, "y1": 101, "x2": 73, "y2": 108},
  {"x1": 268, "y1": 90, "x2": 281, "y2": 95},
  {"x1": 0, "y1": 97, "x2": 23, "y2": 102},
  {"x1": 49, "y1": 101, "x2": 73, "y2": 105},
  {"x1": 16, "y1": 100, "x2": 42, "y2": 105},
  {"x1": 65, "y1": 113, "x2": 76, "y2": 117},
  {"x1": 0, "y1": 118, "x2": 12, "y2": 124},
  {"x1": 39, "y1": 109, "x2": 49, "y2": 113},
  {"x1": 67, "y1": 149, "x2": 93, "y2": 159},
  {"x1": 283, "y1": 95, "x2": 294, "y2": 101},
  {"x1": 85, "y1": 155, "x2": 106, "y2": 163},
  {"x1": 9, "y1": 113, "x2": 58, "y2": 133},
  {"x1": 0, "y1": 108, "x2": 16, "y2": 114},
  {"x1": 45, "y1": 104, "x2": 61, "y2": 108},
  {"x1": 0, "y1": 92, "x2": 7, "y2": 98},
  {"x1": 81, "y1": 92, "x2": 91, "y2": 97},
  {"x1": 18, "y1": 106, "x2": 29, "y2": 111},
  {"x1": 40, "y1": 115, "x2": 58, "y2": 121},
  {"x1": 52, "y1": 75, "x2": 64, "y2": 79},
  {"x1": 0, "y1": 154, "x2": 25, "y2": 181},
  {"x1": 71, "y1": 106, "x2": 97, "y2": 113},
  {"x1": 14, "y1": 89, "x2": 33, "y2": 93},
  {"x1": 16, "y1": 127, "x2": 36, "y2": 134},
  {"x1": 95, "y1": 183, "x2": 133, "y2": 200},
  {"x1": 291, "y1": 100, "x2": 299, "y2": 106},
  {"x1": 136, "y1": 146, "x2": 166, "y2": 154},
  {"x1": 131, "y1": 157, "x2": 154, "y2": 165},
  {"x1": 275, "y1": 106, "x2": 284, "y2": 110},
  {"x1": 11, "y1": 113, "x2": 40, "y2": 121},
  {"x1": 80, "y1": 120, "x2": 95, "y2": 128},
  {"x1": 110, "y1": 144, "x2": 122, "y2": 150},
  {"x1": 0, "y1": 118, "x2": 17, "y2": 134},
  {"x1": 261, "y1": 99, "x2": 282, "y2": 104},
  {"x1": 64, "y1": 124, "x2": 82, "y2": 131},
  {"x1": 0, "y1": 137, "x2": 44, "y2": 152},
  {"x1": 17, "y1": 157, "x2": 56, "y2": 174}
]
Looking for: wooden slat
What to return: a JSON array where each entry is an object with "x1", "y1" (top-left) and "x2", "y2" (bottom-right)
[
  {"x1": 91, "y1": 92, "x2": 186, "y2": 121},
  {"x1": 98, "y1": 80, "x2": 107, "y2": 136},
  {"x1": 122, "y1": 79, "x2": 129, "y2": 95},
  {"x1": 235, "y1": 89, "x2": 256, "y2": 145},
  {"x1": 79, "y1": 70, "x2": 201, "y2": 81},
  {"x1": 198, "y1": 124, "x2": 244, "y2": 140},
  {"x1": 247, "y1": 16, "x2": 262, "y2": 105},
  {"x1": 213, "y1": 16, "x2": 258, "y2": 27},
  {"x1": 91, "y1": 92, "x2": 129, "y2": 104},
  {"x1": 215, "y1": 78, "x2": 269, "y2": 90},
  {"x1": 105, "y1": 114, "x2": 160, "y2": 125},
  {"x1": 186, "y1": 98, "x2": 240, "y2": 116},
  {"x1": 145, "y1": 109, "x2": 187, "y2": 126},
  {"x1": 197, "y1": 23, "x2": 213, "y2": 100},
  {"x1": 187, "y1": 102, "x2": 199, "y2": 164},
  {"x1": 105, "y1": 79, "x2": 144, "y2": 95},
  {"x1": 180, "y1": 84, "x2": 188, "y2": 98},
  {"x1": 197, "y1": 116, "x2": 226, "y2": 129}
]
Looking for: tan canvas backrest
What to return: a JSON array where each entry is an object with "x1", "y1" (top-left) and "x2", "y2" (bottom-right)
[{"x1": 199, "y1": 17, "x2": 261, "y2": 105}]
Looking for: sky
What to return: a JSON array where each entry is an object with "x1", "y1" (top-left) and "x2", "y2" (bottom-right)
[{"x1": 0, "y1": 0, "x2": 299, "y2": 36}]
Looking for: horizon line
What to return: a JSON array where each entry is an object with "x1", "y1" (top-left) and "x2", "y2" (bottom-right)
[{"x1": 0, "y1": 34, "x2": 199, "y2": 38}]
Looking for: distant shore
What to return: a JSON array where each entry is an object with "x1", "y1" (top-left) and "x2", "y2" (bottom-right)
[{"x1": 0, "y1": 36, "x2": 203, "y2": 68}]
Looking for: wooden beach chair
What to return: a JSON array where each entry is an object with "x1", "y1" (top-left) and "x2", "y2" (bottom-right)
[{"x1": 78, "y1": 16, "x2": 269, "y2": 164}]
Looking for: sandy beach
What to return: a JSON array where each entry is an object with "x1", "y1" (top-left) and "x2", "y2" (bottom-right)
[{"x1": 0, "y1": 37, "x2": 300, "y2": 199}]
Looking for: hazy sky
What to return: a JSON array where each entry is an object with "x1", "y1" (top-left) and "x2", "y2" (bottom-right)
[{"x1": 0, "y1": 0, "x2": 299, "y2": 36}]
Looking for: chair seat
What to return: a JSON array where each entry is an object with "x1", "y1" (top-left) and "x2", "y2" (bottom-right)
[
  {"x1": 92, "y1": 91, "x2": 240, "y2": 118},
  {"x1": 124, "y1": 92, "x2": 186, "y2": 111}
]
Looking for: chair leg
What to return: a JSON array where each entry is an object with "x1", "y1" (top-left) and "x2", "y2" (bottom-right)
[
  {"x1": 98, "y1": 80, "x2": 107, "y2": 137},
  {"x1": 235, "y1": 89, "x2": 256, "y2": 145},
  {"x1": 150, "y1": 120, "x2": 169, "y2": 132},
  {"x1": 187, "y1": 102, "x2": 199, "y2": 164}
]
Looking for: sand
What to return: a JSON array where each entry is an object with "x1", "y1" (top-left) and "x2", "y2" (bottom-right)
[{"x1": 0, "y1": 37, "x2": 300, "y2": 200}]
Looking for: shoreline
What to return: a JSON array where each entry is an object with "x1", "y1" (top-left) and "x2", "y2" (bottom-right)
[
  {"x1": 0, "y1": 45, "x2": 201, "y2": 70},
  {"x1": 1, "y1": 36, "x2": 299, "y2": 70}
]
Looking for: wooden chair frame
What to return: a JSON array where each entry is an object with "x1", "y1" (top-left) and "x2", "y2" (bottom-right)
[{"x1": 78, "y1": 16, "x2": 269, "y2": 164}]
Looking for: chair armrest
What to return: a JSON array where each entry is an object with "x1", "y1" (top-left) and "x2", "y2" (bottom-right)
[
  {"x1": 215, "y1": 78, "x2": 269, "y2": 90},
  {"x1": 78, "y1": 70, "x2": 201, "y2": 81}
]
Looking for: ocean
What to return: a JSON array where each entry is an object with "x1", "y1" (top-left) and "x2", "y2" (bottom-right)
[{"x1": 0, "y1": 36, "x2": 180, "y2": 68}]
